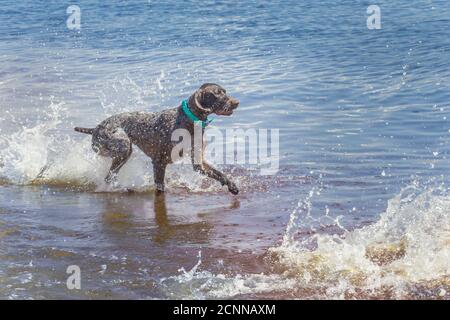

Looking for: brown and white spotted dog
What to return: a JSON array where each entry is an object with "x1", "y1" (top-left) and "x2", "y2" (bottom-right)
[{"x1": 75, "y1": 83, "x2": 239, "y2": 194}]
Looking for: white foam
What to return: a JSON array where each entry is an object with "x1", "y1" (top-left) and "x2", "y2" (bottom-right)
[
  {"x1": 162, "y1": 184, "x2": 449, "y2": 299},
  {"x1": 274, "y1": 184, "x2": 449, "y2": 283}
]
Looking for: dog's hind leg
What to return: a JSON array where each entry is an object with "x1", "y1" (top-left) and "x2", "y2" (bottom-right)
[
  {"x1": 105, "y1": 150, "x2": 132, "y2": 184},
  {"x1": 92, "y1": 127, "x2": 133, "y2": 184},
  {"x1": 104, "y1": 138, "x2": 132, "y2": 184}
]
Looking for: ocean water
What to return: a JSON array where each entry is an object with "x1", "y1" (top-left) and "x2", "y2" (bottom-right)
[{"x1": 0, "y1": 0, "x2": 449, "y2": 299}]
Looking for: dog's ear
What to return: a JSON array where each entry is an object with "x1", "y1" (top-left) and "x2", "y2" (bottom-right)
[
  {"x1": 199, "y1": 90, "x2": 217, "y2": 109},
  {"x1": 190, "y1": 88, "x2": 215, "y2": 114}
]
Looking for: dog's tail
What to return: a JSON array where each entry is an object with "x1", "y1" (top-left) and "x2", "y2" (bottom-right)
[{"x1": 74, "y1": 127, "x2": 94, "y2": 135}]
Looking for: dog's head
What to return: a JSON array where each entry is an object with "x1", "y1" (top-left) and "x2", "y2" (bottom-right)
[{"x1": 189, "y1": 83, "x2": 239, "y2": 116}]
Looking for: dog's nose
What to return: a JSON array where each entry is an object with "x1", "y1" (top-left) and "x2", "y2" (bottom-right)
[{"x1": 230, "y1": 98, "x2": 239, "y2": 108}]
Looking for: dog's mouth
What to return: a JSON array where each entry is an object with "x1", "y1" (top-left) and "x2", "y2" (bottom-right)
[
  {"x1": 216, "y1": 100, "x2": 239, "y2": 116},
  {"x1": 219, "y1": 109, "x2": 234, "y2": 116}
]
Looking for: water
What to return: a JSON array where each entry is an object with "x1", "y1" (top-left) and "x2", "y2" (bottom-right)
[{"x1": 0, "y1": 0, "x2": 449, "y2": 299}]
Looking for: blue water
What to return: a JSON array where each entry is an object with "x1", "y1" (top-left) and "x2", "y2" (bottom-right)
[{"x1": 0, "y1": 0, "x2": 449, "y2": 299}]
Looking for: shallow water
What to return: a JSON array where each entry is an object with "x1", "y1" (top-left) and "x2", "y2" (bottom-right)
[{"x1": 0, "y1": 0, "x2": 449, "y2": 299}]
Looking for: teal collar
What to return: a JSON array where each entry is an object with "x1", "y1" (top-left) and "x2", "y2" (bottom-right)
[{"x1": 181, "y1": 100, "x2": 213, "y2": 128}]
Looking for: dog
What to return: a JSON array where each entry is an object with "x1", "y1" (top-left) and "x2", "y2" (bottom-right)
[{"x1": 75, "y1": 83, "x2": 239, "y2": 195}]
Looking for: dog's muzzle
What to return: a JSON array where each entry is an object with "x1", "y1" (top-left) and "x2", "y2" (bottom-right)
[{"x1": 229, "y1": 98, "x2": 239, "y2": 109}]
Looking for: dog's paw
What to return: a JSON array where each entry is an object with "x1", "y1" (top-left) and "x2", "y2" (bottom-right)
[{"x1": 227, "y1": 181, "x2": 239, "y2": 195}]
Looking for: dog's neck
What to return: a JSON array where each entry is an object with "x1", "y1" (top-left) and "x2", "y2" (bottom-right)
[{"x1": 187, "y1": 94, "x2": 211, "y2": 121}]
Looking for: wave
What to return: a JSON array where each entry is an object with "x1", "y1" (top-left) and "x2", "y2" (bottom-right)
[{"x1": 161, "y1": 184, "x2": 449, "y2": 299}]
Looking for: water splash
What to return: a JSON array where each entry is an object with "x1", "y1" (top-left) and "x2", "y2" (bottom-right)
[
  {"x1": 177, "y1": 251, "x2": 202, "y2": 281},
  {"x1": 161, "y1": 183, "x2": 450, "y2": 299},
  {"x1": 272, "y1": 183, "x2": 450, "y2": 298},
  {"x1": 0, "y1": 100, "x2": 66, "y2": 184}
]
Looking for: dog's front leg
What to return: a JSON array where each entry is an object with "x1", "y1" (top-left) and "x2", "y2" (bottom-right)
[
  {"x1": 153, "y1": 161, "x2": 167, "y2": 194},
  {"x1": 191, "y1": 135, "x2": 239, "y2": 195},
  {"x1": 192, "y1": 162, "x2": 239, "y2": 195}
]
